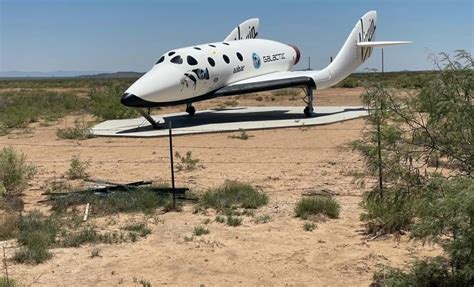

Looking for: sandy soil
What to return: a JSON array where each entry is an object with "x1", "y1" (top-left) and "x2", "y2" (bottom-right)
[{"x1": 1, "y1": 88, "x2": 439, "y2": 286}]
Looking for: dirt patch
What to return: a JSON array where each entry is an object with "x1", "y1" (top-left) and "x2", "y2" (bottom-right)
[{"x1": 1, "y1": 88, "x2": 439, "y2": 286}]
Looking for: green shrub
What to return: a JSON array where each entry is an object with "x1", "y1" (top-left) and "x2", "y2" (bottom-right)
[
  {"x1": 254, "y1": 214, "x2": 271, "y2": 224},
  {"x1": 303, "y1": 222, "x2": 316, "y2": 232},
  {"x1": 0, "y1": 147, "x2": 36, "y2": 197},
  {"x1": 193, "y1": 226, "x2": 210, "y2": 236},
  {"x1": 13, "y1": 211, "x2": 59, "y2": 264},
  {"x1": 122, "y1": 223, "x2": 152, "y2": 238},
  {"x1": 228, "y1": 129, "x2": 252, "y2": 140},
  {"x1": 226, "y1": 215, "x2": 242, "y2": 227},
  {"x1": 294, "y1": 196, "x2": 340, "y2": 219},
  {"x1": 372, "y1": 257, "x2": 458, "y2": 287},
  {"x1": 51, "y1": 189, "x2": 169, "y2": 215},
  {"x1": 201, "y1": 181, "x2": 268, "y2": 210},
  {"x1": 0, "y1": 90, "x2": 88, "y2": 132},
  {"x1": 62, "y1": 226, "x2": 98, "y2": 247},
  {"x1": 0, "y1": 211, "x2": 20, "y2": 240},
  {"x1": 89, "y1": 85, "x2": 139, "y2": 120},
  {"x1": 215, "y1": 215, "x2": 225, "y2": 223},
  {"x1": 360, "y1": 189, "x2": 414, "y2": 234},
  {"x1": 66, "y1": 156, "x2": 89, "y2": 179},
  {"x1": 175, "y1": 151, "x2": 200, "y2": 171},
  {"x1": 0, "y1": 277, "x2": 17, "y2": 287},
  {"x1": 56, "y1": 120, "x2": 93, "y2": 140}
]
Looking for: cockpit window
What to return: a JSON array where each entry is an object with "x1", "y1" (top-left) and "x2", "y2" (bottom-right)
[
  {"x1": 222, "y1": 42, "x2": 230, "y2": 46},
  {"x1": 168, "y1": 51, "x2": 176, "y2": 56},
  {"x1": 170, "y1": 55, "x2": 183, "y2": 64},
  {"x1": 208, "y1": 44, "x2": 216, "y2": 48},
  {"x1": 193, "y1": 47, "x2": 201, "y2": 50},
  {"x1": 187, "y1": 55, "x2": 198, "y2": 65},
  {"x1": 156, "y1": 56, "x2": 165, "y2": 64}
]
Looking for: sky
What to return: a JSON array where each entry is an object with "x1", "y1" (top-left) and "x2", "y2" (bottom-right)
[{"x1": 0, "y1": 0, "x2": 473, "y2": 74}]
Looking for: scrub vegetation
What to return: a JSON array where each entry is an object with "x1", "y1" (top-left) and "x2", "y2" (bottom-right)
[
  {"x1": 200, "y1": 180, "x2": 269, "y2": 211},
  {"x1": 353, "y1": 50, "x2": 473, "y2": 286},
  {"x1": 56, "y1": 119, "x2": 94, "y2": 140},
  {"x1": 294, "y1": 196, "x2": 341, "y2": 220},
  {"x1": 0, "y1": 147, "x2": 36, "y2": 198}
]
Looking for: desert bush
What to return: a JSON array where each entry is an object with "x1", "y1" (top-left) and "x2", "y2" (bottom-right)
[
  {"x1": 62, "y1": 226, "x2": 98, "y2": 247},
  {"x1": 66, "y1": 156, "x2": 89, "y2": 179},
  {"x1": 215, "y1": 215, "x2": 225, "y2": 223},
  {"x1": 228, "y1": 129, "x2": 252, "y2": 140},
  {"x1": 56, "y1": 120, "x2": 93, "y2": 140},
  {"x1": 0, "y1": 211, "x2": 20, "y2": 240},
  {"x1": 354, "y1": 51, "x2": 473, "y2": 286},
  {"x1": 226, "y1": 215, "x2": 242, "y2": 227},
  {"x1": 50, "y1": 189, "x2": 170, "y2": 215},
  {"x1": 90, "y1": 247, "x2": 101, "y2": 258},
  {"x1": 0, "y1": 90, "x2": 88, "y2": 132},
  {"x1": 13, "y1": 211, "x2": 59, "y2": 264},
  {"x1": 201, "y1": 181, "x2": 268, "y2": 210},
  {"x1": 340, "y1": 78, "x2": 359, "y2": 88},
  {"x1": 122, "y1": 223, "x2": 152, "y2": 238},
  {"x1": 0, "y1": 147, "x2": 36, "y2": 197},
  {"x1": 254, "y1": 214, "x2": 271, "y2": 224},
  {"x1": 193, "y1": 226, "x2": 210, "y2": 236},
  {"x1": 294, "y1": 196, "x2": 340, "y2": 219},
  {"x1": 89, "y1": 84, "x2": 139, "y2": 120},
  {"x1": 0, "y1": 277, "x2": 17, "y2": 287},
  {"x1": 175, "y1": 151, "x2": 200, "y2": 171},
  {"x1": 303, "y1": 222, "x2": 316, "y2": 232}
]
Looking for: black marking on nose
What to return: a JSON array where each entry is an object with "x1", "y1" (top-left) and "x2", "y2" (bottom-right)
[{"x1": 121, "y1": 93, "x2": 154, "y2": 108}]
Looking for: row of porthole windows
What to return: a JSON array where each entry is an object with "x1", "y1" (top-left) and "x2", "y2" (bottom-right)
[{"x1": 156, "y1": 51, "x2": 244, "y2": 67}]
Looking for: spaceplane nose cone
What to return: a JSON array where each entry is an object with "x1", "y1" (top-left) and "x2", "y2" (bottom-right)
[{"x1": 120, "y1": 93, "x2": 150, "y2": 108}]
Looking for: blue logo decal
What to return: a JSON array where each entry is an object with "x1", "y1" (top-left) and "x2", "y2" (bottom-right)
[{"x1": 252, "y1": 53, "x2": 261, "y2": 69}]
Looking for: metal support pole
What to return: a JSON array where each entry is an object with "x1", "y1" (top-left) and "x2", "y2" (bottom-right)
[{"x1": 168, "y1": 121, "x2": 176, "y2": 209}]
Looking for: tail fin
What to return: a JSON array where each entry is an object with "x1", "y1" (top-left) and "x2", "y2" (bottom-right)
[
  {"x1": 224, "y1": 18, "x2": 259, "y2": 41},
  {"x1": 315, "y1": 11, "x2": 410, "y2": 89}
]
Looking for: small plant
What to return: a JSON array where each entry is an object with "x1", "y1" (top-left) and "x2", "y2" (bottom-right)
[
  {"x1": 13, "y1": 211, "x2": 59, "y2": 264},
  {"x1": 183, "y1": 235, "x2": 193, "y2": 242},
  {"x1": 50, "y1": 189, "x2": 171, "y2": 215},
  {"x1": 226, "y1": 215, "x2": 242, "y2": 227},
  {"x1": 62, "y1": 226, "x2": 98, "y2": 247},
  {"x1": 0, "y1": 211, "x2": 19, "y2": 240},
  {"x1": 0, "y1": 146, "x2": 36, "y2": 197},
  {"x1": 122, "y1": 223, "x2": 152, "y2": 238},
  {"x1": 201, "y1": 181, "x2": 269, "y2": 211},
  {"x1": 303, "y1": 222, "x2": 316, "y2": 232},
  {"x1": 56, "y1": 119, "x2": 94, "y2": 140},
  {"x1": 295, "y1": 196, "x2": 340, "y2": 219},
  {"x1": 90, "y1": 247, "x2": 101, "y2": 258},
  {"x1": 175, "y1": 151, "x2": 200, "y2": 171},
  {"x1": 255, "y1": 96, "x2": 263, "y2": 102},
  {"x1": 215, "y1": 215, "x2": 225, "y2": 223},
  {"x1": 66, "y1": 156, "x2": 90, "y2": 179},
  {"x1": 203, "y1": 218, "x2": 211, "y2": 225},
  {"x1": 228, "y1": 129, "x2": 253, "y2": 140},
  {"x1": 254, "y1": 214, "x2": 271, "y2": 224},
  {"x1": 139, "y1": 279, "x2": 152, "y2": 287},
  {"x1": 0, "y1": 277, "x2": 17, "y2": 287},
  {"x1": 193, "y1": 226, "x2": 210, "y2": 236}
]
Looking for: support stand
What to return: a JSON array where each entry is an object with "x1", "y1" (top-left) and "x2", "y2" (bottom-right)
[
  {"x1": 302, "y1": 85, "x2": 315, "y2": 118},
  {"x1": 138, "y1": 108, "x2": 161, "y2": 129}
]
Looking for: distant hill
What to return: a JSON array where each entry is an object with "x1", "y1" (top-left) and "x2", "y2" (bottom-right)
[
  {"x1": 0, "y1": 70, "x2": 109, "y2": 78},
  {"x1": 77, "y1": 71, "x2": 144, "y2": 79}
]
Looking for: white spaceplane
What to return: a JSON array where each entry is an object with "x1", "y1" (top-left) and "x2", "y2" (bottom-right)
[{"x1": 121, "y1": 11, "x2": 410, "y2": 127}]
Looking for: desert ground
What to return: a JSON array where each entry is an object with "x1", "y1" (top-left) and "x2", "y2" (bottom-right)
[{"x1": 1, "y1": 87, "x2": 439, "y2": 286}]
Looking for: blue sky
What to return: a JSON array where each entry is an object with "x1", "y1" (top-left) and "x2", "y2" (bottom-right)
[{"x1": 0, "y1": 0, "x2": 472, "y2": 73}]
